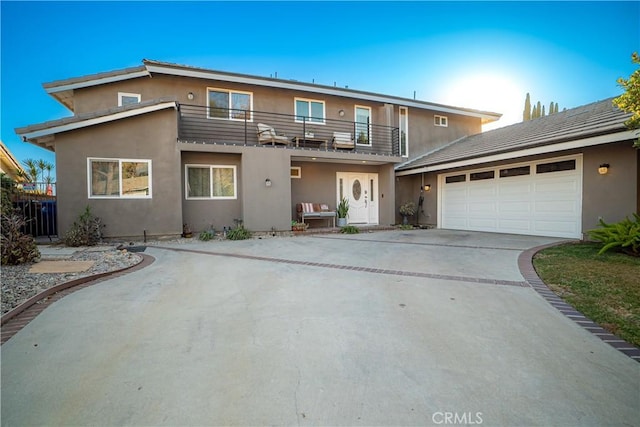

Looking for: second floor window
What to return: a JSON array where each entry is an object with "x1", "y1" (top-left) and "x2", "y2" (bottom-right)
[
  {"x1": 118, "y1": 92, "x2": 141, "y2": 106},
  {"x1": 295, "y1": 98, "x2": 325, "y2": 124},
  {"x1": 208, "y1": 88, "x2": 252, "y2": 121},
  {"x1": 434, "y1": 115, "x2": 448, "y2": 127}
]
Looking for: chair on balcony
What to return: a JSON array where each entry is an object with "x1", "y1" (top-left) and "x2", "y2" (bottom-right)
[
  {"x1": 257, "y1": 123, "x2": 290, "y2": 145},
  {"x1": 332, "y1": 132, "x2": 354, "y2": 149}
]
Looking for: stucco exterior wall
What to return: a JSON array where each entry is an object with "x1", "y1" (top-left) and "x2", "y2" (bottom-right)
[
  {"x1": 395, "y1": 140, "x2": 639, "y2": 237},
  {"x1": 582, "y1": 141, "x2": 638, "y2": 231},
  {"x1": 241, "y1": 148, "x2": 292, "y2": 231},
  {"x1": 291, "y1": 161, "x2": 396, "y2": 226},
  {"x1": 180, "y1": 152, "x2": 242, "y2": 233},
  {"x1": 73, "y1": 75, "x2": 482, "y2": 164},
  {"x1": 395, "y1": 173, "x2": 438, "y2": 225},
  {"x1": 54, "y1": 109, "x2": 181, "y2": 239}
]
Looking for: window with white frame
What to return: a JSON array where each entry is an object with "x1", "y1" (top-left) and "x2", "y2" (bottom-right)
[
  {"x1": 207, "y1": 88, "x2": 252, "y2": 121},
  {"x1": 355, "y1": 105, "x2": 371, "y2": 145},
  {"x1": 399, "y1": 107, "x2": 408, "y2": 157},
  {"x1": 434, "y1": 115, "x2": 448, "y2": 127},
  {"x1": 88, "y1": 158, "x2": 151, "y2": 198},
  {"x1": 118, "y1": 92, "x2": 141, "y2": 106},
  {"x1": 295, "y1": 98, "x2": 325, "y2": 124},
  {"x1": 185, "y1": 165, "x2": 237, "y2": 199}
]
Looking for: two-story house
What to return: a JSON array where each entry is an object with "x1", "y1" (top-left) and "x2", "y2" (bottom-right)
[{"x1": 16, "y1": 59, "x2": 500, "y2": 239}]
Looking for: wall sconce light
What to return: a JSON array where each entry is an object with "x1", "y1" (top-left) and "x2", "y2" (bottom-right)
[
  {"x1": 598, "y1": 163, "x2": 610, "y2": 175},
  {"x1": 187, "y1": 92, "x2": 194, "y2": 100},
  {"x1": 423, "y1": 184, "x2": 431, "y2": 192},
  {"x1": 265, "y1": 178, "x2": 272, "y2": 187},
  {"x1": 338, "y1": 109, "x2": 345, "y2": 117}
]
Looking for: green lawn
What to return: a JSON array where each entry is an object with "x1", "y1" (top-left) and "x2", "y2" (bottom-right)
[{"x1": 533, "y1": 242, "x2": 640, "y2": 347}]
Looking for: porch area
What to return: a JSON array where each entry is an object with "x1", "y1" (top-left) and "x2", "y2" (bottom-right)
[{"x1": 177, "y1": 105, "x2": 400, "y2": 157}]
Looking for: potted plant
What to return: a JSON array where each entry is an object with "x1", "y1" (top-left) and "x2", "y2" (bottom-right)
[
  {"x1": 337, "y1": 197, "x2": 349, "y2": 227},
  {"x1": 291, "y1": 220, "x2": 308, "y2": 232},
  {"x1": 182, "y1": 223, "x2": 193, "y2": 238},
  {"x1": 399, "y1": 201, "x2": 416, "y2": 225}
]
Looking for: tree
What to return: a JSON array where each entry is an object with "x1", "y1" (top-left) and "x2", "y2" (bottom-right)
[
  {"x1": 522, "y1": 94, "x2": 560, "y2": 121},
  {"x1": 21, "y1": 159, "x2": 38, "y2": 182},
  {"x1": 613, "y1": 52, "x2": 640, "y2": 148},
  {"x1": 523, "y1": 93, "x2": 531, "y2": 121}
]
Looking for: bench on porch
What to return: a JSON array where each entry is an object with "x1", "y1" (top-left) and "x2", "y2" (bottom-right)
[{"x1": 296, "y1": 203, "x2": 336, "y2": 227}]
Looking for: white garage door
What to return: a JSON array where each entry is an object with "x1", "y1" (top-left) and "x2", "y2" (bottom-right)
[{"x1": 439, "y1": 156, "x2": 582, "y2": 238}]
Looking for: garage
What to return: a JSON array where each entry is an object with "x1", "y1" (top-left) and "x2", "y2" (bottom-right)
[{"x1": 439, "y1": 155, "x2": 582, "y2": 238}]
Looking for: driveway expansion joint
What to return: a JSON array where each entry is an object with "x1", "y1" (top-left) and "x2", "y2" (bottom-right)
[
  {"x1": 518, "y1": 242, "x2": 640, "y2": 362},
  {"x1": 153, "y1": 245, "x2": 529, "y2": 288}
]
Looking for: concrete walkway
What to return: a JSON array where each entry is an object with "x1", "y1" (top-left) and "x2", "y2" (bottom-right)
[{"x1": 2, "y1": 230, "x2": 638, "y2": 426}]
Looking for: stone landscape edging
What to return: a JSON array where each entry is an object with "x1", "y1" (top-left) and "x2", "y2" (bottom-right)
[{"x1": 1, "y1": 253, "x2": 152, "y2": 326}]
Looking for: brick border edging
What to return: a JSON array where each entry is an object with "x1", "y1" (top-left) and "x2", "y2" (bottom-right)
[
  {"x1": 518, "y1": 242, "x2": 640, "y2": 362},
  {"x1": 1, "y1": 253, "x2": 155, "y2": 345}
]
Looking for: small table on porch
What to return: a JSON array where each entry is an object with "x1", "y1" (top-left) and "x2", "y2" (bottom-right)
[{"x1": 292, "y1": 136, "x2": 328, "y2": 150}]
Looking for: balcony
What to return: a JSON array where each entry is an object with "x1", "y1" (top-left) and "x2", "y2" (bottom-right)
[{"x1": 177, "y1": 104, "x2": 400, "y2": 157}]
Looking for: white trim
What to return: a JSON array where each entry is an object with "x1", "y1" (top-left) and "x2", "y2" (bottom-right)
[
  {"x1": 185, "y1": 164, "x2": 238, "y2": 200},
  {"x1": 355, "y1": 105, "x2": 372, "y2": 146},
  {"x1": 21, "y1": 102, "x2": 178, "y2": 141},
  {"x1": 294, "y1": 97, "x2": 326, "y2": 125},
  {"x1": 399, "y1": 106, "x2": 409, "y2": 157},
  {"x1": 45, "y1": 70, "x2": 150, "y2": 93},
  {"x1": 118, "y1": 92, "x2": 141, "y2": 106},
  {"x1": 87, "y1": 158, "x2": 152, "y2": 199},
  {"x1": 434, "y1": 115, "x2": 448, "y2": 127},
  {"x1": 206, "y1": 87, "x2": 253, "y2": 121},
  {"x1": 144, "y1": 63, "x2": 501, "y2": 122},
  {"x1": 290, "y1": 166, "x2": 302, "y2": 179},
  {"x1": 395, "y1": 129, "x2": 639, "y2": 176}
]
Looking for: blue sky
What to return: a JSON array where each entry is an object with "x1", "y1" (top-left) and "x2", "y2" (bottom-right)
[{"x1": 2, "y1": 1, "x2": 638, "y2": 178}]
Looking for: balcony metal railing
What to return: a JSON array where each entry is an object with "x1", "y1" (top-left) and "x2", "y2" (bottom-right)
[{"x1": 178, "y1": 104, "x2": 400, "y2": 156}]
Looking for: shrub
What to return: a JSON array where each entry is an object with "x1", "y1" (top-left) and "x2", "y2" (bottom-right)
[
  {"x1": 399, "y1": 201, "x2": 416, "y2": 216},
  {"x1": 1, "y1": 210, "x2": 40, "y2": 265},
  {"x1": 339, "y1": 225, "x2": 360, "y2": 234},
  {"x1": 199, "y1": 228, "x2": 215, "y2": 241},
  {"x1": 63, "y1": 206, "x2": 105, "y2": 247},
  {"x1": 588, "y1": 213, "x2": 640, "y2": 256},
  {"x1": 226, "y1": 225, "x2": 252, "y2": 240}
]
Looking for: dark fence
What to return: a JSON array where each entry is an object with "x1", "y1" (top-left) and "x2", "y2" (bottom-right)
[
  {"x1": 178, "y1": 104, "x2": 400, "y2": 156},
  {"x1": 12, "y1": 183, "x2": 57, "y2": 238}
]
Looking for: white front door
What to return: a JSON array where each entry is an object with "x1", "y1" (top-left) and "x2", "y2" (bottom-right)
[{"x1": 337, "y1": 172, "x2": 378, "y2": 224}]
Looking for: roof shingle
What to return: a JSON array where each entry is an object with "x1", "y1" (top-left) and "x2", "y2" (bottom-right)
[{"x1": 397, "y1": 98, "x2": 631, "y2": 171}]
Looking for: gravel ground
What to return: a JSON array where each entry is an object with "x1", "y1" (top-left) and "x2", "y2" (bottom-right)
[{"x1": 1, "y1": 247, "x2": 142, "y2": 315}]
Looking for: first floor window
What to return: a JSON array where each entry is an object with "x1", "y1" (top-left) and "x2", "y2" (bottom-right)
[
  {"x1": 186, "y1": 165, "x2": 237, "y2": 199},
  {"x1": 89, "y1": 158, "x2": 151, "y2": 198},
  {"x1": 208, "y1": 88, "x2": 252, "y2": 121},
  {"x1": 295, "y1": 98, "x2": 325, "y2": 124}
]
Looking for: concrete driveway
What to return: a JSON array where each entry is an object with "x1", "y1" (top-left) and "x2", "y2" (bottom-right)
[{"x1": 2, "y1": 230, "x2": 638, "y2": 426}]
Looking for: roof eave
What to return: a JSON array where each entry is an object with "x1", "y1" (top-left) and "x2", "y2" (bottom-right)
[
  {"x1": 143, "y1": 59, "x2": 502, "y2": 121},
  {"x1": 395, "y1": 128, "x2": 639, "y2": 175},
  {"x1": 17, "y1": 101, "x2": 178, "y2": 152}
]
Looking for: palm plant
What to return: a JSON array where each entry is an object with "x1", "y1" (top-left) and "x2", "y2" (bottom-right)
[{"x1": 22, "y1": 159, "x2": 38, "y2": 182}]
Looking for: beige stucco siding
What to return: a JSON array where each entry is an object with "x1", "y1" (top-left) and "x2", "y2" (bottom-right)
[
  {"x1": 180, "y1": 152, "x2": 242, "y2": 233},
  {"x1": 55, "y1": 109, "x2": 181, "y2": 239},
  {"x1": 73, "y1": 75, "x2": 481, "y2": 162},
  {"x1": 581, "y1": 141, "x2": 638, "y2": 231},
  {"x1": 291, "y1": 161, "x2": 396, "y2": 226},
  {"x1": 398, "y1": 141, "x2": 639, "y2": 236}
]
